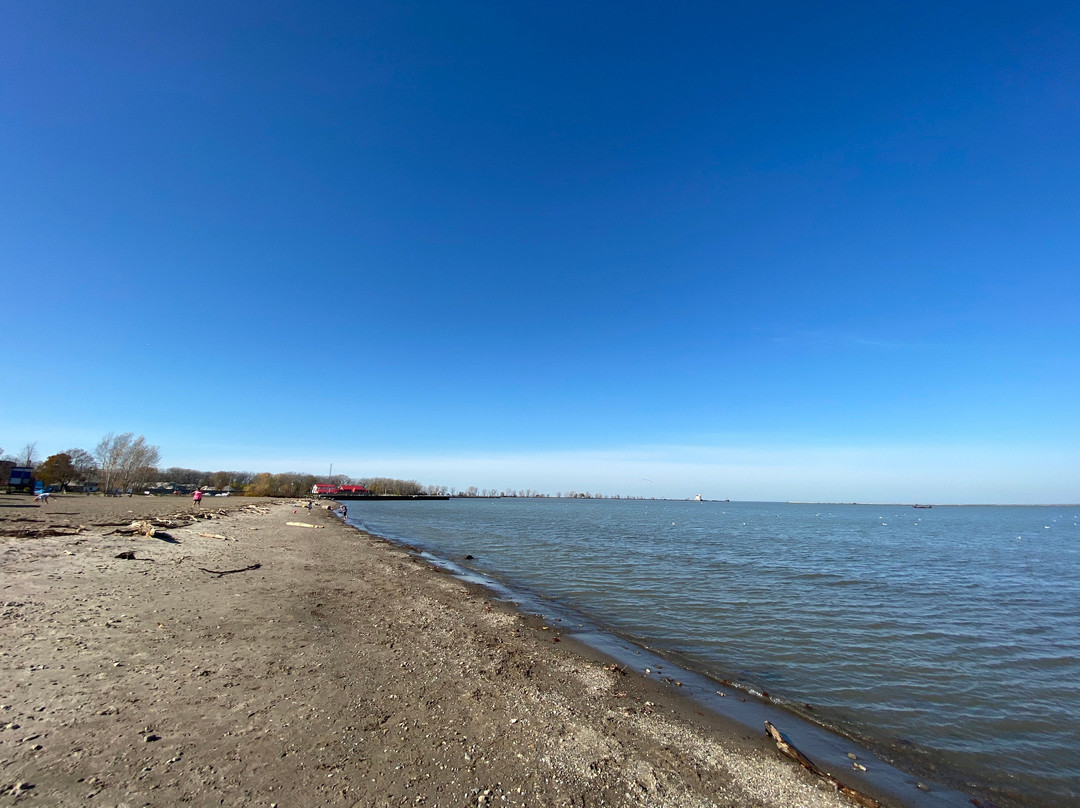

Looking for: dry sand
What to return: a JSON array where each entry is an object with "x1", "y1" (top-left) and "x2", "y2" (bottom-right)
[{"x1": 1, "y1": 493, "x2": 879, "y2": 807}]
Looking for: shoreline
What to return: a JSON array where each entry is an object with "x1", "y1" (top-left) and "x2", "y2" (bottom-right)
[
  {"x1": 0, "y1": 493, "x2": 922, "y2": 807},
  {"x1": 347, "y1": 509, "x2": 987, "y2": 808}
]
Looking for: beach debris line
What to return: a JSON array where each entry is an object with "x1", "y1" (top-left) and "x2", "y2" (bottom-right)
[
  {"x1": 764, "y1": 721, "x2": 881, "y2": 808},
  {"x1": 0, "y1": 524, "x2": 86, "y2": 539}
]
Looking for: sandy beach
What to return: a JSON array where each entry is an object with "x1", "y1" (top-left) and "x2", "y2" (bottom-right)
[{"x1": 1, "y1": 494, "x2": 881, "y2": 808}]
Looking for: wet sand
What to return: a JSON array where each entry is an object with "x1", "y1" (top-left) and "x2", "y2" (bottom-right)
[{"x1": 0, "y1": 493, "x2": 880, "y2": 807}]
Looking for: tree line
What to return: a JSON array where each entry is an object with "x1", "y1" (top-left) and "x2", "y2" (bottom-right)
[
  {"x1": 2, "y1": 434, "x2": 165, "y2": 493},
  {"x1": 6, "y1": 433, "x2": 612, "y2": 499},
  {"x1": 4, "y1": 434, "x2": 451, "y2": 498}
]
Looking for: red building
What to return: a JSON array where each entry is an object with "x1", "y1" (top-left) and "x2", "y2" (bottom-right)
[{"x1": 311, "y1": 483, "x2": 367, "y2": 496}]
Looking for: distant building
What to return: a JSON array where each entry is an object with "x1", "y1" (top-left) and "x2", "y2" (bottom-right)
[
  {"x1": 311, "y1": 483, "x2": 367, "y2": 496},
  {"x1": 2, "y1": 463, "x2": 34, "y2": 493}
]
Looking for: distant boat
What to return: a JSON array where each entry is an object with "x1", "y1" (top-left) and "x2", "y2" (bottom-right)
[
  {"x1": 694, "y1": 493, "x2": 703, "y2": 501},
  {"x1": 913, "y1": 504, "x2": 933, "y2": 509}
]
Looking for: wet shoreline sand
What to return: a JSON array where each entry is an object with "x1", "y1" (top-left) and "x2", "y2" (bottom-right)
[{"x1": 2, "y1": 493, "x2": 892, "y2": 807}]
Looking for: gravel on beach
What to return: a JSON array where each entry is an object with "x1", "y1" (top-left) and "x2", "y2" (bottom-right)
[{"x1": 0, "y1": 493, "x2": 871, "y2": 808}]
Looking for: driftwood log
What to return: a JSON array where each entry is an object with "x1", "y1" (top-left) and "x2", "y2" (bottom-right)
[
  {"x1": 107, "y1": 520, "x2": 160, "y2": 538},
  {"x1": 764, "y1": 722, "x2": 881, "y2": 808},
  {"x1": 0, "y1": 525, "x2": 85, "y2": 539}
]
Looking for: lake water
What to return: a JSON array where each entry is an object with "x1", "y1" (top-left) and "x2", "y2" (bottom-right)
[{"x1": 344, "y1": 498, "x2": 1079, "y2": 807}]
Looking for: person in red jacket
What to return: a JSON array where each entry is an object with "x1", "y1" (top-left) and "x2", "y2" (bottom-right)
[{"x1": 192, "y1": 489, "x2": 203, "y2": 508}]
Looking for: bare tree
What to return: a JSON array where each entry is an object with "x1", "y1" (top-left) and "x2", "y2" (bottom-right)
[
  {"x1": 20, "y1": 442, "x2": 38, "y2": 466},
  {"x1": 358, "y1": 477, "x2": 424, "y2": 496},
  {"x1": 95, "y1": 433, "x2": 130, "y2": 493},
  {"x1": 120, "y1": 436, "x2": 161, "y2": 491},
  {"x1": 228, "y1": 471, "x2": 255, "y2": 487},
  {"x1": 94, "y1": 433, "x2": 161, "y2": 493},
  {"x1": 162, "y1": 467, "x2": 204, "y2": 486},
  {"x1": 65, "y1": 448, "x2": 97, "y2": 483}
]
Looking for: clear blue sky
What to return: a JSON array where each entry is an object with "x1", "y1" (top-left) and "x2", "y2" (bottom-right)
[{"x1": 2, "y1": 1, "x2": 1078, "y2": 503}]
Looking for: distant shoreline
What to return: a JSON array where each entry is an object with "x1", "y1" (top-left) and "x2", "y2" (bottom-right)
[
  {"x1": 784, "y1": 501, "x2": 1079, "y2": 507},
  {"x1": 316, "y1": 493, "x2": 450, "y2": 501}
]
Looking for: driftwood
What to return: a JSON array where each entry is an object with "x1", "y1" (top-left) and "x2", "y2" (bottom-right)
[
  {"x1": 197, "y1": 532, "x2": 231, "y2": 541},
  {"x1": 94, "y1": 516, "x2": 193, "y2": 529},
  {"x1": 195, "y1": 563, "x2": 262, "y2": 578},
  {"x1": 107, "y1": 520, "x2": 159, "y2": 538},
  {"x1": 764, "y1": 721, "x2": 820, "y2": 771},
  {"x1": 0, "y1": 525, "x2": 85, "y2": 539},
  {"x1": 201, "y1": 508, "x2": 234, "y2": 519},
  {"x1": 285, "y1": 521, "x2": 323, "y2": 529},
  {"x1": 764, "y1": 722, "x2": 881, "y2": 808},
  {"x1": 105, "y1": 520, "x2": 178, "y2": 542},
  {"x1": 1, "y1": 502, "x2": 268, "y2": 542},
  {"x1": 145, "y1": 517, "x2": 189, "y2": 528}
]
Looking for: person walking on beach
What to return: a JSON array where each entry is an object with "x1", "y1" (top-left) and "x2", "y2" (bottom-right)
[{"x1": 192, "y1": 489, "x2": 203, "y2": 508}]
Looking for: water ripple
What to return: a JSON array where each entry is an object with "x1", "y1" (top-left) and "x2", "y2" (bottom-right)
[{"x1": 351, "y1": 499, "x2": 1080, "y2": 807}]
